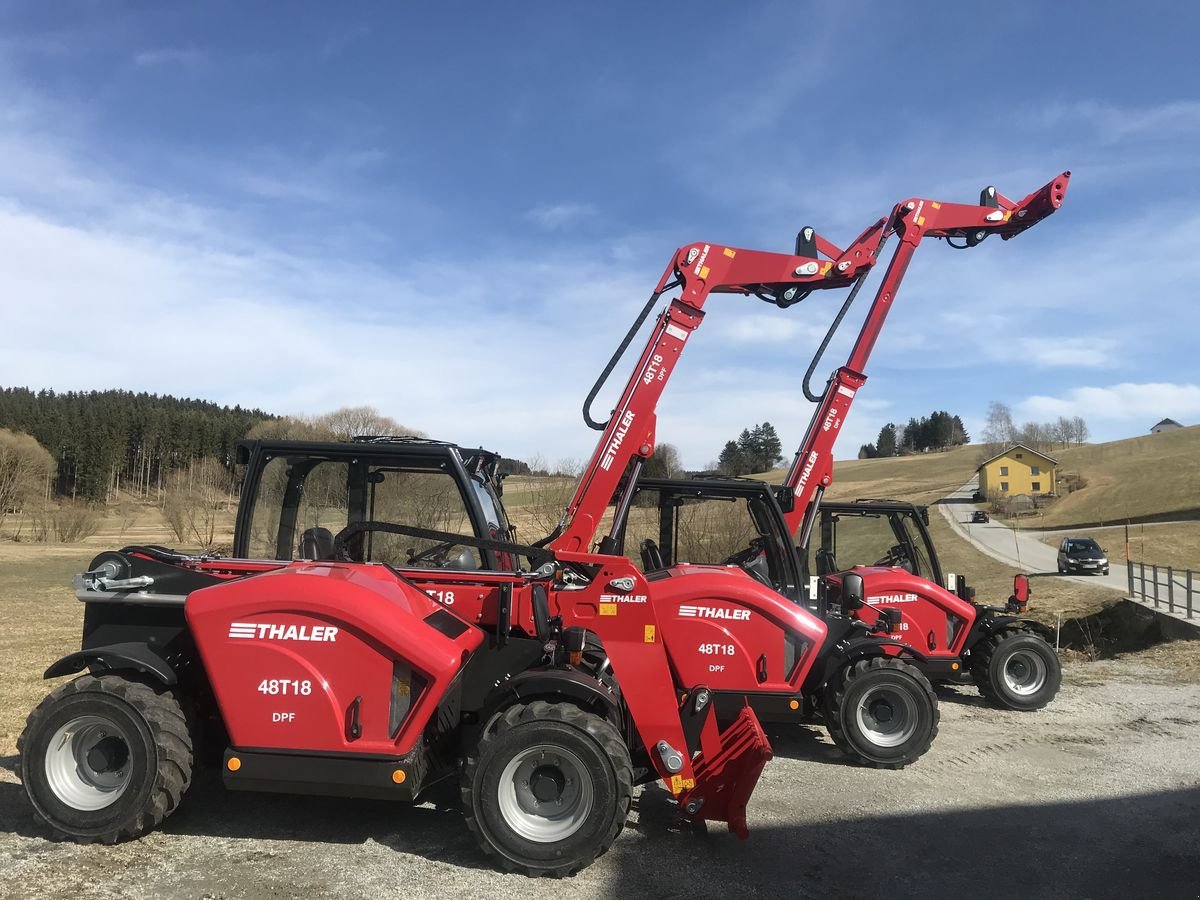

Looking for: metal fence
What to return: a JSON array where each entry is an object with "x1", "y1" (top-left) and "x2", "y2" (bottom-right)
[{"x1": 1127, "y1": 560, "x2": 1196, "y2": 619}]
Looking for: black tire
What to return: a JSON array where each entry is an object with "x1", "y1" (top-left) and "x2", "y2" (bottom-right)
[
  {"x1": 461, "y1": 701, "x2": 632, "y2": 876},
  {"x1": 823, "y1": 657, "x2": 939, "y2": 769},
  {"x1": 16, "y1": 674, "x2": 193, "y2": 843},
  {"x1": 970, "y1": 629, "x2": 1062, "y2": 711}
]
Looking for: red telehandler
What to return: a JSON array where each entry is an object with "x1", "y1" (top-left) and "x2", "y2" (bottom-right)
[{"x1": 17, "y1": 173, "x2": 1067, "y2": 876}]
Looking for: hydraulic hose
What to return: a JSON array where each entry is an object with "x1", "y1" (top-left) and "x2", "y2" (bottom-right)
[
  {"x1": 582, "y1": 281, "x2": 677, "y2": 430},
  {"x1": 801, "y1": 228, "x2": 892, "y2": 402}
]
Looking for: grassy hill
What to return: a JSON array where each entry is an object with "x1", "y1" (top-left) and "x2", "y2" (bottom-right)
[
  {"x1": 759, "y1": 444, "x2": 980, "y2": 504},
  {"x1": 1027, "y1": 424, "x2": 1200, "y2": 528}
]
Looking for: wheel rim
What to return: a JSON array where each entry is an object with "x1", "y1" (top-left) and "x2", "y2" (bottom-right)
[
  {"x1": 1003, "y1": 649, "x2": 1048, "y2": 697},
  {"x1": 44, "y1": 715, "x2": 133, "y2": 811},
  {"x1": 497, "y1": 744, "x2": 594, "y2": 843},
  {"x1": 855, "y1": 684, "x2": 919, "y2": 749}
]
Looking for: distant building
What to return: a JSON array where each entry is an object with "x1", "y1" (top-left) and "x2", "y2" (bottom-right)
[
  {"x1": 1151, "y1": 418, "x2": 1184, "y2": 434},
  {"x1": 977, "y1": 444, "x2": 1058, "y2": 498}
]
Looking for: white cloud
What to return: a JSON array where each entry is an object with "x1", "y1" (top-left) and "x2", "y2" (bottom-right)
[{"x1": 1017, "y1": 383, "x2": 1200, "y2": 424}]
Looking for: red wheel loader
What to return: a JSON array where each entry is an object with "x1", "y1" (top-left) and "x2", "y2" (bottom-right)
[{"x1": 17, "y1": 172, "x2": 1067, "y2": 875}]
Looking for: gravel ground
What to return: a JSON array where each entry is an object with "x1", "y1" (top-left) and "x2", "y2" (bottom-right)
[{"x1": 2, "y1": 657, "x2": 1198, "y2": 900}]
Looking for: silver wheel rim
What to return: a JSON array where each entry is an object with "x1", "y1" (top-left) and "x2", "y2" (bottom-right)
[
  {"x1": 1003, "y1": 649, "x2": 1047, "y2": 697},
  {"x1": 44, "y1": 715, "x2": 133, "y2": 811},
  {"x1": 497, "y1": 744, "x2": 594, "y2": 843},
  {"x1": 855, "y1": 685, "x2": 919, "y2": 748}
]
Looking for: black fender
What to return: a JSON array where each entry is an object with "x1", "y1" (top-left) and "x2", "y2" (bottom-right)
[
  {"x1": 805, "y1": 635, "x2": 928, "y2": 694},
  {"x1": 44, "y1": 642, "x2": 177, "y2": 685},
  {"x1": 481, "y1": 667, "x2": 621, "y2": 729},
  {"x1": 966, "y1": 613, "x2": 1053, "y2": 650}
]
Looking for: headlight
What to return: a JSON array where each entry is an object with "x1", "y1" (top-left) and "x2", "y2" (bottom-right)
[{"x1": 1097, "y1": 558, "x2": 1107, "y2": 565}]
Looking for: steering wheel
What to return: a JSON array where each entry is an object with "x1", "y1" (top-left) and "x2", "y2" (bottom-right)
[
  {"x1": 408, "y1": 541, "x2": 460, "y2": 567},
  {"x1": 332, "y1": 522, "x2": 466, "y2": 569},
  {"x1": 723, "y1": 538, "x2": 773, "y2": 586},
  {"x1": 815, "y1": 547, "x2": 838, "y2": 575},
  {"x1": 723, "y1": 537, "x2": 765, "y2": 568},
  {"x1": 873, "y1": 543, "x2": 913, "y2": 572}
]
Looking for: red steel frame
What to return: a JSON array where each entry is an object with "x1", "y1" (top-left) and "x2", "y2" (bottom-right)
[{"x1": 552, "y1": 172, "x2": 1071, "y2": 555}]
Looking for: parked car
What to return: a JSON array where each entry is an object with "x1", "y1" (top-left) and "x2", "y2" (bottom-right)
[
  {"x1": 971, "y1": 510, "x2": 990, "y2": 524},
  {"x1": 1057, "y1": 537, "x2": 1109, "y2": 575}
]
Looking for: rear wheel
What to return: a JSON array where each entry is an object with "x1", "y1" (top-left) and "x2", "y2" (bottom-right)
[
  {"x1": 971, "y1": 629, "x2": 1061, "y2": 711},
  {"x1": 823, "y1": 657, "x2": 939, "y2": 769},
  {"x1": 461, "y1": 701, "x2": 632, "y2": 876},
  {"x1": 17, "y1": 674, "x2": 193, "y2": 843}
]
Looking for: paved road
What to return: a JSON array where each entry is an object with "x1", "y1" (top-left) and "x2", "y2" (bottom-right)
[
  {"x1": 938, "y1": 478, "x2": 1131, "y2": 593},
  {"x1": 2, "y1": 658, "x2": 1198, "y2": 899}
]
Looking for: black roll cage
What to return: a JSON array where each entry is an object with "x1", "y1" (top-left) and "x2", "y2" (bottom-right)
[{"x1": 233, "y1": 438, "x2": 511, "y2": 570}]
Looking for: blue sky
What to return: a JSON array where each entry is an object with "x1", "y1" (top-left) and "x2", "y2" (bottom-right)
[{"x1": 1, "y1": 1, "x2": 1198, "y2": 468}]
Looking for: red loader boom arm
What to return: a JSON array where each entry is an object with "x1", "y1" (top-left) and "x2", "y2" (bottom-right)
[{"x1": 550, "y1": 172, "x2": 1070, "y2": 555}]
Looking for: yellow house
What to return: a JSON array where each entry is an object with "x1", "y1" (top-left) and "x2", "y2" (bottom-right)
[{"x1": 977, "y1": 443, "x2": 1057, "y2": 497}]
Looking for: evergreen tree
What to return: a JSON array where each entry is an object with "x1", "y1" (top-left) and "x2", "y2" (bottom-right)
[{"x1": 876, "y1": 423, "x2": 898, "y2": 457}]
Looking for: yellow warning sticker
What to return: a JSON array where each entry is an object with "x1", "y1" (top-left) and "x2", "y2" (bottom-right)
[
  {"x1": 916, "y1": 215, "x2": 925, "y2": 226},
  {"x1": 698, "y1": 265, "x2": 710, "y2": 280},
  {"x1": 820, "y1": 261, "x2": 832, "y2": 275},
  {"x1": 931, "y1": 201, "x2": 941, "y2": 209},
  {"x1": 723, "y1": 247, "x2": 736, "y2": 258},
  {"x1": 600, "y1": 603, "x2": 618, "y2": 616},
  {"x1": 644, "y1": 624, "x2": 656, "y2": 643},
  {"x1": 670, "y1": 775, "x2": 696, "y2": 793}
]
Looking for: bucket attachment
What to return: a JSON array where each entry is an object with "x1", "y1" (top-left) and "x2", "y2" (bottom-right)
[{"x1": 676, "y1": 704, "x2": 772, "y2": 839}]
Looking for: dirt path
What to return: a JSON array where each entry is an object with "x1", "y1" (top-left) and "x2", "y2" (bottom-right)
[{"x1": 2, "y1": 656, "x2": 1197, "y2": 900}]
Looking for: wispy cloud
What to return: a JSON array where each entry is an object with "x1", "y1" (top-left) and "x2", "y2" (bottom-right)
[
  {"x1": 526, "y1": 203, "x2": 596, "y2": 231},
  {"x1": 1013, "y1": 336, "x2": 1119, "y2": 369},
  {"x1": 319, "y1": 23, "x2": 371, "y2": 61},
  {"x1": 132, "y1": 47, "x2": 205, "y2": 69}
]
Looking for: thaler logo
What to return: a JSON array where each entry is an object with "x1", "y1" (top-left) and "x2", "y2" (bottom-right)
[
  {"x1": 692, "y1": 243, "x2": 710, "y2": 275},
  {"x1": 601, "y1": 593, "x2": 648, "y2": 604},
  {"x1": 228, "y1": 622, "x2": 339, "y2": 641},
  {"x1": 679, "y1": 605, "x2": 751, "y2": 621},
  {"x1": 866, "y1": 593, "x2": 918, "y2": 605},
  {"x1": 600, "y1": 410, "x2": 636, "y2": 471},
  {"x1": 793, "y1": 451, "x2": 819, "y2": 496}
]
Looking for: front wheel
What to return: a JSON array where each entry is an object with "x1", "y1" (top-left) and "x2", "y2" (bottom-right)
[
  {"x1": 823, "y1": 657, "x2": 939, "y2": 769},
  {"x1": 461, "y1": 701, "x2": 632, "y2": 876},
  {"x1": 971, "y1": 629, "x2": 1062, "y2": 711},
  {"x1": 17, "y1": 674, "x2": 193, "y2": 843}
]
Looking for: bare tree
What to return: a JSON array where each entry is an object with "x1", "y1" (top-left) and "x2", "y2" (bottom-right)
[
  {"x1": 1072, "y1": 416, "x2": 1089, "y2": 446},
  {"x1": 314, "y1": 405, "x2": 426, "y2": 440},
  {"x1": 981, "y1": 401, "x2": 1018, "y2": 454},
  {"x1": 162, "y1": 458, "x2": 235, "y2": 551},
  {"x1": 644, "y1": 442, "x2": 683, "y2": 479},
  {"x1": 0, "y1": 428, "x2": 55, "y2": 531}
]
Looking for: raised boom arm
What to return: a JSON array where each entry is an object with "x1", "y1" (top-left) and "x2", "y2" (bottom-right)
[{"x1": 550, "y1": 172, "x2": 1071, "y2": 555}]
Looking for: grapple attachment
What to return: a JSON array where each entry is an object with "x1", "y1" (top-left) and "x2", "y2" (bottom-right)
[{"x1": 676, "y1": 704, "x2": 773, "y2": 839}]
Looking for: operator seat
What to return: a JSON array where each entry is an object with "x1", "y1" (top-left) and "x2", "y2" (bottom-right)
[
  {"x1": 641, "y1": 538, "x2": 665, "y2": 571},
  {"x1": 299, "y1": 527, "x2": 335, "y2": 560},
  {"x1": 815, "y1": 547, "x2": 838, "y2": 576}
]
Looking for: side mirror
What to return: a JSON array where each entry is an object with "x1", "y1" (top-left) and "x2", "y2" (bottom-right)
[
  {"x1": 841, "y1": 572, "x2": 865, "y2": 610},
  {"x1": 1011, "y1": 573, "x2": 1030, "y2": 610}
]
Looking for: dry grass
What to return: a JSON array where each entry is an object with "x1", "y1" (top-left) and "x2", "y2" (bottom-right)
[
  {"x1": 1020, "y1": 425, "x2": 1200, "y2": 528},
  {"x1": 1038, "y1": 522, "x2": 1200, "y2": 572},
  {"x1": 758, "y1": 444, "x2": 981, "y2": 505}
]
